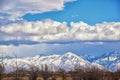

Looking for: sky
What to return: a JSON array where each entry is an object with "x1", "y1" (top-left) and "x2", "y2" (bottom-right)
[
  {"x1": 23, "y1": 0, "x2": 120, "y2": 25},
  {"x1": 0, "y1": 0, "x2": 120, "y2": 57}
]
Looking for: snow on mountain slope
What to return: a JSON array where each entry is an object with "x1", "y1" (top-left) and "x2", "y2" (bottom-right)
[
  {"x1": 52, "y1": 52, "x2": 90, "y2": 71},
  {"x1": 2, "y1": 52, "x2": 104, "y2": 72},
  {"x1": 93, "y1": 51, "x2": 120, "y2": 71},
  {"x1": 116, "y1": 63, "x2": 120, "y2": 70},
  {"x1": 81, "y1": 54, "x2": 96, "y2": 62}
]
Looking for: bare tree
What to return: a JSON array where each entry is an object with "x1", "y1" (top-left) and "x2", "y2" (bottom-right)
[
  {"x1": 69, "y1": 71, "x2": 77, "y2": 80},
  {"x1": 57, "y1": 68, "x2": 66, "y2": 80},
  {"x1": 12, "y1": 53, "x2": 20, "y2": 80},
  {"x1": 29, "y1": 65, "x2": 39, "y2": 80},
  {"x1": 84, "y1": 66, "x2": 105, "y2": 80},
  {"x1": 0, "y1": 63, "x2": 5, "y2": 80},
  {"x1": 74, "y1": 66, "x2": 85, "y2": 80},
  {"x1": 113, "y1": 69, "x2": 120, "y2": 80},
  {"x1": 0, "y1": 52, "x2": 5, "y2": 80},
  {"x1": 15, "y1": 66, "x2": 27, "y2": 80},
  {"x1": 12, "y1": 53, "x2": 27, "y2": 80},
  {"x1": 40, "y1": 64, "x2": 51, "y2": 80},
  {"x1": 28, "y1": 64, "x2": 51, "y2": 80}
]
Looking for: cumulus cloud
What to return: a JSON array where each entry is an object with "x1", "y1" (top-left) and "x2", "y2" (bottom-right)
[
  {"x1": 0, "y1": 0, "x2": 75, "y2": 19},
  {"x1": 0, "y1": 19, "x2": 120, "y2": 42}
]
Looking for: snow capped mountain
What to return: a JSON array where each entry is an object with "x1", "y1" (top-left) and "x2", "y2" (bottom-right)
[
  {"x1": 93, "y1": 51, "x2": 120, "y2": 71},
  {"x1": 80, "y1": 54, "x2": 96, "y2": 62},
  {"x1": 1, "y1": 51, "x2": 120, "y2": 72},
  {"x1": 52, "y1": 52, "x2": 90, "y2": 71},
  {"x1": 2, "y1": 52, "x2": 104, "y2": 72}
]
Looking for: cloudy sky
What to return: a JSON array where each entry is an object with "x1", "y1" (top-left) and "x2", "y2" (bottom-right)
[{"x1": 0, "y1": 0, "x2": 120, "y2": 57}]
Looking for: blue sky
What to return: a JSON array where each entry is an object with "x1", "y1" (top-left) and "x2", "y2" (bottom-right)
[{"x1": 23, "y1": 0, "x2": 120, "y2": 25}]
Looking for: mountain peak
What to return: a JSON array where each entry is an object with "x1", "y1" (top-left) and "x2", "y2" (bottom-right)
[
  {"x1": 62, "y1": 52, "x2": 85, "y2": 62},
  {"x1": 63, "y1": 52, "x2": 78, "y2": 56}
]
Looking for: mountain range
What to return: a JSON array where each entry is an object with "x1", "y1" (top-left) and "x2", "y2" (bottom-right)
[
  {"x1": 92, "y1": 51, "x2": 120, "y2": 71},
  {"x1": 1, "y1": 51, "x2": 120, "y2": 72}
]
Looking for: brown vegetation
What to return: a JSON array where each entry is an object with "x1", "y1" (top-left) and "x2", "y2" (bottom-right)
[{"x1": 0, "y1": 64, "x2": 120, "y2": 80}]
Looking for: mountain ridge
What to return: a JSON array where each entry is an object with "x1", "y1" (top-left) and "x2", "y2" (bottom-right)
[
  {"x1": 1, "y1": 51, "x2": 120, "y2": 71},
  {"x1": 2, "y1": 52, "x2": 104, "y2": 72},
  {"x1": 93, "y1": 51, "x2": 120, "y2": 71}
]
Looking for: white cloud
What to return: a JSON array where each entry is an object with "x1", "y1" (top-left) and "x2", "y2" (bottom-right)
[
  {"x1": 0, "y1": 0, "x2": 75, "y2": 19},
  {"x1": 0, "y1": 44, "x2": 48, "y2": 57},
  {"x1": 0, "y1": 45, "x2": 11, "y2": 56},
  {"x1": 84, "y1": 42, "x2": 104, "y2": 45},
  {"x1": 0, "y1": 19, "x2": 120, "y2": 42},
  {"x1": 0, "y1": 41, "x2": 120, "y2": 57}
]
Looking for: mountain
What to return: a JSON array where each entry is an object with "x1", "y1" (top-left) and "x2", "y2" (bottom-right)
[
  {"x1": 2, "y1": 51, "x2": 120, "y2": 71},
  {"x1": 2, "y1": 52, "x2": 104, "y2": 72},
  {"x1": 80, "y1": 54, "x2": 96, "y2": 62},
  {"x1": 52, "y1": 52, "x2": 90, "y2": 71},
  {"x1": 93, "y1": 51, "x2": 120, "y2": 71}
]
